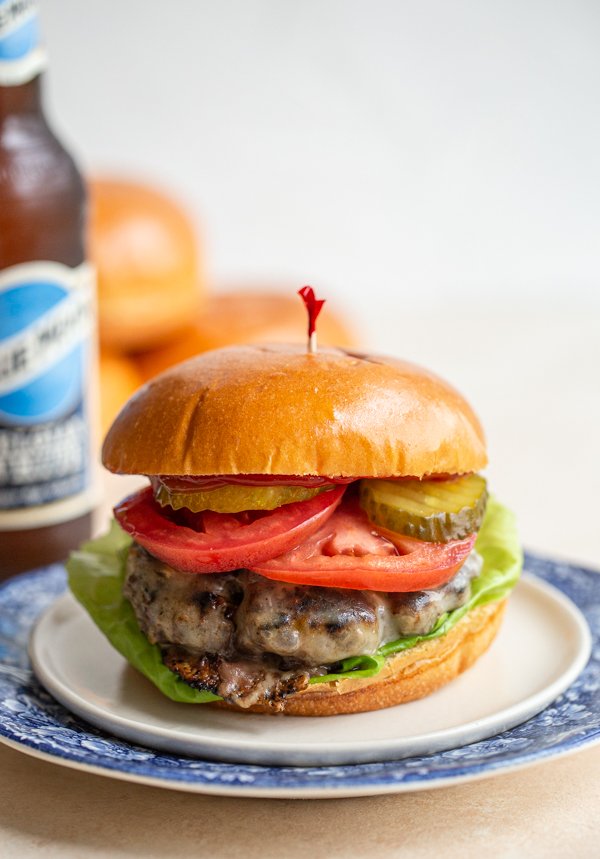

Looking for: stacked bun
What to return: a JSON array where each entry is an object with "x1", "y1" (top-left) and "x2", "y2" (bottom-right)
[
  {"x1": 90, "y1": 179, "x2": 356, "y2": 433},
  {"x1": 137, "y1": 290, "x2": 355, "y2": 380},
  {"x1": 90, "y1": 178, "x2": 204, "y2": 431},
  {"x1": 90, "y1": 178, "x2": 203, "y2": 352}
]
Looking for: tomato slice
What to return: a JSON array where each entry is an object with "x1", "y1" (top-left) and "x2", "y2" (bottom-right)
[
  {"x1": 249, "y1": 500, "x2": 477, "y2": 591},
  {"x1": 114, "y1": 485, "x2": 346, "y2": 573}
]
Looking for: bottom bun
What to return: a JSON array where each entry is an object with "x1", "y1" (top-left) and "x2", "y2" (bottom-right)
[{"x1": 214, "y1": 599, "x2": 506, "y2": 716}]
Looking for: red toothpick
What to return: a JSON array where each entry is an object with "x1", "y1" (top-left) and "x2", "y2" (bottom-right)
[{"x1": 298, "y1": 286, "x2": 325, "y2": 353}]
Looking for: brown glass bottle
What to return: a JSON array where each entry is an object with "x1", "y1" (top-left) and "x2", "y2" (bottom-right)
[{"x1": 0, "y1": 31, "x2": 95, "y2": 576}]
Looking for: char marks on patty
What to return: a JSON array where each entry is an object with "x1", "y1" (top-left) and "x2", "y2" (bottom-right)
[
  {"x1": 123, "y1": 543, "x2": 481, "y2": 708},
  {"x1": 162, "y1": 648, "x2": 310, "y2": 712}
]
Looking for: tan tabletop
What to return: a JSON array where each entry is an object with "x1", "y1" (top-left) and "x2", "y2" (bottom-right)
[
  {"x1": 1, "y1": 741, "x2": 598, "y2": 858},
  {"x1": 1, "y1": 308, "x2": 599, "y2": 857}
]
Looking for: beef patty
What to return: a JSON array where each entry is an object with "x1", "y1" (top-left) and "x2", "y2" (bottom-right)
[{"x1": 123, "y1": 544, "x2": 482, "y2": 710}]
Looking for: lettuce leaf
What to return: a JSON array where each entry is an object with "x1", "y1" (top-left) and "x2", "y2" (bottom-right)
[
  {"x1": 67, "y1": 523, "x2": 218, "y2": 703},
  {"x1": 67, "y1": 495, "x2": 522, "y2": 703}
]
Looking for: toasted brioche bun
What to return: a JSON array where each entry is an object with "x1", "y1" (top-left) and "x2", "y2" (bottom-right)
[
  {"x1": 214, "y1": 600, "x2": 506, "y2": 716},
  {"x1": 136, "y1": 290, "x2": 356, "y2": 380},
  {"x1": 90, "y1": 178, "x2": 204, "y2": 351},
  {"x1": 103, "y1": 343, "x2": 486, "y2": 478}
]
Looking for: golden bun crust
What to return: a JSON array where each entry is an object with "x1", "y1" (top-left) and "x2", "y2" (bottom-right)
[
  {"x1": 89, "y1": 178, "x2": 204, "y2": 351},
  {"x1": 102, "y1": 344, "x2": 486, "y2": 478},
  {"x1": 137, "y1": 290, "x2": 356, "y2": 381},
  {"x1": 216, "y1": 600, "x2": 506, "y2": 716}
]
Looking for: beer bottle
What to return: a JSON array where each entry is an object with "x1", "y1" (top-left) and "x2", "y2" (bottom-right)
[{"x1": 0, "y1": 1, "x2": 98, "y2": 577}]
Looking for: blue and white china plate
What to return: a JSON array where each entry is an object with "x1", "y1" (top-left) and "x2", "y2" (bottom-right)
[
  {"x1": 29, "y1": 574, "x2": 590, "y2": 768},
  {"x1": 0, "y1": 554, "x2": 598, "y2": 798}
]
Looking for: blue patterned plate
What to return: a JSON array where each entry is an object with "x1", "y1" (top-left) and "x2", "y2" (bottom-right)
[{"x1": 1, "y1": 553, "x2": 599, "y2": 798}]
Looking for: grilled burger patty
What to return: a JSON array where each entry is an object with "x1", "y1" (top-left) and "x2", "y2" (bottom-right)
[{"x1": 123, "y1": 543, "x2": 482, "y2": 709}]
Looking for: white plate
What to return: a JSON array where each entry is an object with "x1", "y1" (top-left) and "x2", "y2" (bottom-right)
[{"x1": 29, "y1": 573, "x2": 591, "y2": 767}]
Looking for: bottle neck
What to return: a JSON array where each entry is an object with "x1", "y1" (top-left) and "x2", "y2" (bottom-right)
[{"x1": 0, "y1": 73, "x2": 42, "y2": 116}]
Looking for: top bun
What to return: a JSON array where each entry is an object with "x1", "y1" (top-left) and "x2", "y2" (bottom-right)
[{"x1": 102, "y1": 344, "x2": 486, "y2": 479}]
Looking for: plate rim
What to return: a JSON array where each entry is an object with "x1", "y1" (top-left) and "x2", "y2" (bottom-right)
[{"x1": 3, "y1": 728, "x2": 600, "y2": 799}]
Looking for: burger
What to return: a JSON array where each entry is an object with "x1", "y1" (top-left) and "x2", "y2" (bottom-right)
[{"x1": 68, "y1": 343, "x2": 522, "y2": 715}]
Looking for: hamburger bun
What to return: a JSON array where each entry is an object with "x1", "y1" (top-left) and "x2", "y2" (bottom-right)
[
  {"x1": 136, "y1": 289, "x2": 356, "y2": 381},
  {"x1": 90, "y1": 178, "x2": 203, "y2": 351},
  {"x1": 103, "y1": 343, "x2": 487, "y2": 479}
]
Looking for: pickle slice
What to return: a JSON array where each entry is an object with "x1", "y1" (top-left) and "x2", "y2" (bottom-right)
[
  {"x1": 359, "y1": 474, "x2": 487, "y2": 543},
  {"x1": 154, "y1": 482, "x2": 330, "y2": 514}
]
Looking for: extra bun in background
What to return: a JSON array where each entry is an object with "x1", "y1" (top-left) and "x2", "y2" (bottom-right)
[
  {"x1": 103, "y1": 343, "x2": 487, "y2": 479},
  {"x1": 136, "y1": 289, "x2": 356, "y2": 380},
  {"x1": 90, "y1": 178, "x2": 204, "y2": 351},
  {"x1": 98, "y1": 351, "x2": 143, "y2": 437}
]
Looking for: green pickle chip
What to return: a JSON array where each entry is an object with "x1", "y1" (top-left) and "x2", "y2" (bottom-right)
[
  {"x1": 155, "y1": 482, "x2": 330, "y2": 513},
  {"x1": 359, "y1": 474, "x2": 488, "y2": 542}
]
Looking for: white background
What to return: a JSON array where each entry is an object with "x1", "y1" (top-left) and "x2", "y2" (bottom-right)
[
  {"x1": 40, "y1": 0, "x2": 600, "y2": 567},
  {"x1": 41, "y1": 0, "x2": 600, "y2": 317}
]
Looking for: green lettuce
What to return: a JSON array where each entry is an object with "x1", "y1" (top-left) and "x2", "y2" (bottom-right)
[
  {"x1": 67, "y1": 496, "x2": 522, "y2": 703},
  {"x1": 67, "y1": 524, "x2": 218, "y2": 703}
]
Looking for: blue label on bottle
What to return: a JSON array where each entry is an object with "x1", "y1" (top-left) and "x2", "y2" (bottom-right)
[
  {"x1": 0, "y1": 0, "x2": 45, "y2": 85},
  {"x1": 0, "y1": 281, "x2": 87, "y2": 424},
  {"x1": 0, "y1": 262, "x2": 95, "y2": 516}
]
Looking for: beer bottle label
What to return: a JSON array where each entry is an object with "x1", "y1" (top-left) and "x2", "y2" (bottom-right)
[
  {"x1": 0, "y1": 261, "x2": 99, "y2": 530},
  {"x1": 0, "y1": 0, "x2": 46, "y2": 86}
]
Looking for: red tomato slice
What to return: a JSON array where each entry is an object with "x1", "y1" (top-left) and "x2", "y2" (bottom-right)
[
  {"x1": 114, "y1": 485, "x2": 346, "y2": 573},
  {"x1": 250, "y1": 500, "x2": 477, "y2": 591}
]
